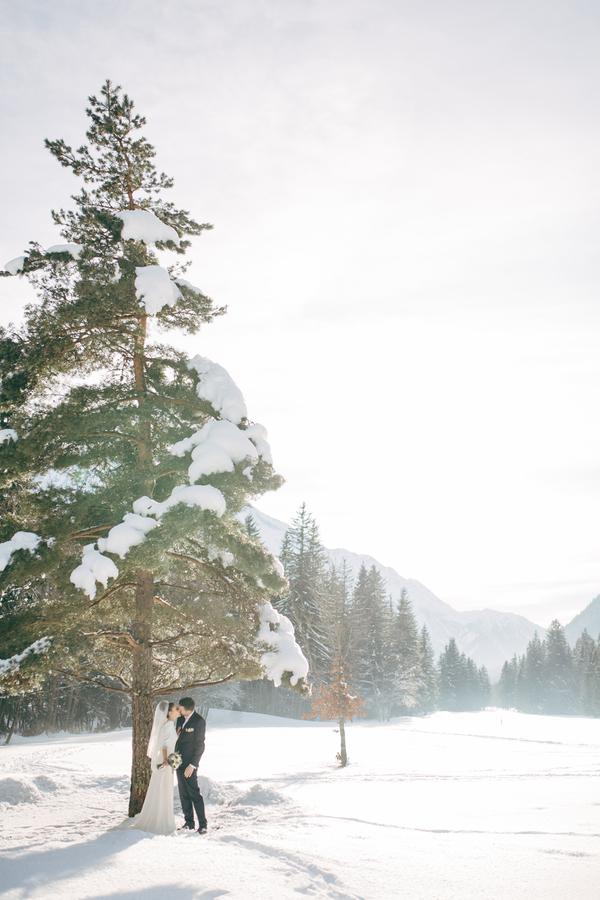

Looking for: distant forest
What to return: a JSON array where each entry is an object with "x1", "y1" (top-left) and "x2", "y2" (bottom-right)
[{"x1": 497, "y1": 620, "x2": 600, "y2": 717}]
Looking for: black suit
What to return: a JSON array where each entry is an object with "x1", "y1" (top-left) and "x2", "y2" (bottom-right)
[{"x1": 175, "y1": 711, "x2": 207, "y2": 829}]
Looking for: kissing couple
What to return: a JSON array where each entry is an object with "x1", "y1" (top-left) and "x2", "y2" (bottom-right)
[{"x1": 134, "y1": 697, "x2": 208, "y2": 836}]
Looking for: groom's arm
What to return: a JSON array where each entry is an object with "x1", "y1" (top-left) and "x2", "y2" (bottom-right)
[{"x1": 189, "y1": 715, "x2": 206, "y2": 768}]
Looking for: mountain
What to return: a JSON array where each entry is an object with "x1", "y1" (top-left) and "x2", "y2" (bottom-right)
[
  {"x1": 239, "y1": 505, "x2": 543, "y2": 679},
  {"x1": 565, "y1": 595, "x2": 600, "y2": 645}
]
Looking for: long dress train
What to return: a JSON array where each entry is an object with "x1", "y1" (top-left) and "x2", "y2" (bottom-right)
[{"x1": 134, "y1": 720, "x2": 177, "y2": 835}]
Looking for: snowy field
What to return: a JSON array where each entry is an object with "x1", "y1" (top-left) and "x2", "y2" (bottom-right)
[{"x1": 0, "y1": 709, "x2": 599, "y2": 899}]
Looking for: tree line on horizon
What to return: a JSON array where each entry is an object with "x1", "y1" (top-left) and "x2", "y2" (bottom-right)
[{"x1": 497, "y1": 620, "x2": 600, "y2": 717}]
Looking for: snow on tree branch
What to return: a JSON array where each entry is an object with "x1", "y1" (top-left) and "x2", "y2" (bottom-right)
[
  {"x1": 257, "y1": 601, "x2": 309, "y2": 687},
  {"x1": 96, "y1": 513, "x2": 160, "y2": 557},
  {"x1": 0, "y1": 531, "x2": 42, "y2": 573},
  {"x1": 187, "y1": 355, "x2": 248, "y2": 424},
  {"x1": 69, "y1": 544, "x2": 119, "y2": 600},
  {"x1": 132, "y1": 484, "x2": 227, "y2": 519},
  {"x1": 46, "y1": 243, "x2": 82, "y2": 259},
  {"x1": 71, "y1": 484, "x2": 227, "y2": 599},
  {"x1": 134, "y1": 265, "x2": 182, "y2": 315},
  {"x1": 116, "y1": 209, "x2": 180, "y2": 245},
  {"x1": 0, "y1": 636, "x2": 51, "y2": 678},
  {"x1": 2, "y1": 256, "x2": 26, "y2": 275},
  {"x1": 175, "y1": 277, "x2": 203, "y2": 295},
  {"x1": 244, "y1": 423, "x2": 273, "y2": 465},
  {"x1": 169, "y1": 419, "x2": 259, "y2": 482}
]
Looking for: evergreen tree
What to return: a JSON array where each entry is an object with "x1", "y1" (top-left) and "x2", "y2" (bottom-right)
[
  {"x1": 0, "y1": 82, "x2": 307, "y2": 814},
  {"x1": 243, "y1": 512, "x2": 262, "y2": 542},
  {"x1": 350, "y1": 565, "x2": 396, "y2": 719},
  {"x1": 543, "y1": 620, "x2": 575, "y2": 714},
  {"x1": 277, "y1": 503, "x2": 330, "y2": 682},
  {"x1": 415, "y1": 625, "x2": 437, "y2": 713},
  {"x1": 477, "y1": 665, "x2": 491, "y2": 707},
  {"x1": 573, "y1": 629, "x2": 597, "y2": 715},
  {"x1": 498, "y1": 656, "x2": 518, "y2": 708},
  {"x1": 324, "y1": 560, "x2": 354, "y2": 667},
  {"x1": 521, "y1": 632, "x2": 546, "y2": 713},
  {"x1": 438, "y1": 638, "x2": 462, "y2": 710},
  {"x1": 390, "y1": 589, "x2": 420, "y2": 713},
  {"x1": 437, "y1": 639, "x2": 488, "y2": 711}
]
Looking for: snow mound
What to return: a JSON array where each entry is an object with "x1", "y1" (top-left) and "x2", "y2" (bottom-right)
[
  {"x1": 191, "y1": 776, "x2": 287, "y2": 809},
  {"x1": 197, "y1": 776, "x2": 234, "y2": 805},
  {"x1": 0, "y1": 777, "x2": 41, "y2": 806},
  {"x1": 33, "y1": 775, "x2": 61, "y2": 793},
  {"x1": 135, "y1": 265, "x2": 182, "y2": 315},
  {"x1": 234, "y1": 784, "x2": 287, "y2": 806},
  {"x1": 117, "y1": 209, "x2": 180, "y2": 245}
]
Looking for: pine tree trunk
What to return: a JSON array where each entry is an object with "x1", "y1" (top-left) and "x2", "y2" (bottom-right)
[
  {"x1": 128, "y1": 569, "x2": 154, "y2": 817},
  {"x1": 338, "y1": 717, "x2": 348, "y2": 767}
]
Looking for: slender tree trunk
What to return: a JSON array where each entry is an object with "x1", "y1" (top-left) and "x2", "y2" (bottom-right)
[
  {"x1": 4, "y1": 718, "x2": 15, "y2": 745},
  {"x1": 47, "y1": 677, "x2": 59, "y2": 732},
  {"x1": 128, "y1": 568, "x2": 154, "y2": 817},
  {"x1": 338, "y1": 717, "x2": 348, "y2": 767}
]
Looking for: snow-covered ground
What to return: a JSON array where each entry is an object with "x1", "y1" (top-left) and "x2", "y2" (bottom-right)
[{"x1": 0, "y1": 709, "x2": 598, "y2": 899}]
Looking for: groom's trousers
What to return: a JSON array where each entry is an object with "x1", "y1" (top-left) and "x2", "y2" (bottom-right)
[{"x1": 177, "y1": 767, "x2": 207, "y2": 829}]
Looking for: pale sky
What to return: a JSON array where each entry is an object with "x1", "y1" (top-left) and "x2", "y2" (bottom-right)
[{"x1": 1, "y1": 1, "x2": 599, "y2": 627}]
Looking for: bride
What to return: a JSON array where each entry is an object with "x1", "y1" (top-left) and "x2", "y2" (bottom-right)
[{"x1": 134, "y1": 700, "x2": 178, "y2": 835}]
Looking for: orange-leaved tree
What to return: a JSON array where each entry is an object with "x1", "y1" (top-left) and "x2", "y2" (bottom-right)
[{"x1": 307, "y1": 655, "x2": 363, "y2": 767}]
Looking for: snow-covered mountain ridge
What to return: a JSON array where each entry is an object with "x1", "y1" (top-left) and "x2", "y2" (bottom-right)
[{"x1": 241, "y1": 506, "x2": 544, "y2": 679}]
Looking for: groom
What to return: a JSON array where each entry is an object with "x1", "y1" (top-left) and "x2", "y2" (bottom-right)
[{"x1": 175, "y1": 697, "x2": 207, "y2": 834}]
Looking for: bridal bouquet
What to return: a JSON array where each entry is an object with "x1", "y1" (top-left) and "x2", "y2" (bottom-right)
[
  {"x1": 167, "y1": 751, "x2": 182, "y2": 770},
  {"x1": 157, "y1": 751, "x2": 182, "y2": 771}
]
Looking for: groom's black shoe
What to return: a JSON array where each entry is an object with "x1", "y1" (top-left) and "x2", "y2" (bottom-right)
[
  {"x1": 197, "y1": 825, "x2": 208, "y2": 835},
  {"x1": 178, "y1": 823, "x2": 195, "y2": 831}
]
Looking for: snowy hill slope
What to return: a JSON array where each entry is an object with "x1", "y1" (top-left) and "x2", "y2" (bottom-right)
[
  {"x1": 240, "y1": 506, "x2": 542, "y2": 677},
  {"x1": 565, "y1": 594, "x2": 600, "y2": 644}
]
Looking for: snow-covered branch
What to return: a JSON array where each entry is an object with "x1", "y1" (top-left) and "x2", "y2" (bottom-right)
[
  {"x1": 0, "y1": 532, "x2": 42, "y2": 573},
  {"x1": 0, "y1": 637, "x2": 51, "y2": 678}
]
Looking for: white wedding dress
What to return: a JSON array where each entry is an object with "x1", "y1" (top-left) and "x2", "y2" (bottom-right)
[{"x1": 134, "y1": 717, "x2": 177, "y2": 835}]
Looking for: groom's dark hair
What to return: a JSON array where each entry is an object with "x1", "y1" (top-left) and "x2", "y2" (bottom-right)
[{"x1": 179, "y1": 696, "x2": 195, "y2": 711}]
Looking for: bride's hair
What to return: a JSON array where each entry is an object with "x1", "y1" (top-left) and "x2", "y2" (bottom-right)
[{"x1": 166, "y1": 702, "x2": 175, "y2": 718}]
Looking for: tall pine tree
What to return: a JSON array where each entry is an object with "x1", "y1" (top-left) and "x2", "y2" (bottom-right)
[
  {"x1": 390, "y1": 588, "x2": 420, "y2": 713},
  {"x1": 350, "y1": 564, "x2": 396, "y2": 719},
  {"x1": 0, "y1": 82, "x2": 307, "y2": 814},
  {"x1": 277, "y1": 503, "x2": 330, "y2": 682}
]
